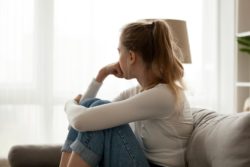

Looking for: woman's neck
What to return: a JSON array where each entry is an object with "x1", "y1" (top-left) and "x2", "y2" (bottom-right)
[{"x1": 136, "y1": 69, "x2": 161, "y2": 91}]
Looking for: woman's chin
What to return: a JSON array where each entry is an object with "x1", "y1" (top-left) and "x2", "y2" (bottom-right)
[{"x1": 124, "y1": 76, "x2": 134, "y2": 80}]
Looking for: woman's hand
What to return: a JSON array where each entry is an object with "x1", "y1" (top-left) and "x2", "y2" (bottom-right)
[
  {"x1": 74, "y1": 94, "x2": 82, "y2": 104},
  {"x1": 96, "y1": 62, "x2": 124, "y2": 83}
]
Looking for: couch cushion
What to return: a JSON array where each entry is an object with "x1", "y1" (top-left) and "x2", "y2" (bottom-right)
[
  {"x1": 186, "y1": 108, "x2": 250, "y2": 167},
  {"x1": 8, "y1": 145, "x2": 61, "y2": 167}
]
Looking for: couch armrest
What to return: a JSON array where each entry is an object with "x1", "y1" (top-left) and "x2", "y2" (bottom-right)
[
  {"x1": 8, "y1": 145, "x2": 62, "y2": 167},
  {"x1": 187, "y1": 109, "x2": 250, "y2": 167}
]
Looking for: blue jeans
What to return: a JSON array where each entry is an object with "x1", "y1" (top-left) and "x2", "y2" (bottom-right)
[{"x1": 62, "y1": 98, "x2": 154, "y2": 167}]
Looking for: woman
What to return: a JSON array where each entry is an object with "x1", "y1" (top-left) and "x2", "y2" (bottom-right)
[{"x1": 59, "y1": 19, "x2": 193, "y2": 167}]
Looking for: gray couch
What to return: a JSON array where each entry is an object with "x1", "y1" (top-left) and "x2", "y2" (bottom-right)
[{"x1": 8, "y1": 108, "x2": 250, "y2": 167}]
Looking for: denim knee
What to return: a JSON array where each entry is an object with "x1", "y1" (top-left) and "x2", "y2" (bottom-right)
[
  {"x1": 90, "y1": 99, "x2": 110, "y2": 107},
  {"x1": 79, "y1": 98, "x2": 100, "y2": 107},
  {"x1": 80, "y1": 98, "x2": 110, "y2": 107}
]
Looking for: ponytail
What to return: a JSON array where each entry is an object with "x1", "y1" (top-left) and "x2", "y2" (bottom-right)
[{"x1": 151, "y1": 20, "x2": 185, "y2": 108}]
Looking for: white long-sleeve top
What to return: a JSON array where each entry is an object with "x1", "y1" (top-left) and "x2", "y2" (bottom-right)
[{"x1": 64, "y1": 79, "x2": 193, "y2": 167}]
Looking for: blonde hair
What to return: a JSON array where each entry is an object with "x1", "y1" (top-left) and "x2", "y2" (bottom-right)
[{"x1": 120, "y1": 19, "x2": 185, "y2": 108}]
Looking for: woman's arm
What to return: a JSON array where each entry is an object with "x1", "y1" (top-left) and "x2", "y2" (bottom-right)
[
  {"x1": 78, "y1": 79, "x2": 103, "y2": 103},
  {"x1": 65, "y1": 86, "x2": 175, "y2": 132},
  {"x1": 79, "y1": 62, "x2": 124, "y2": 103}
]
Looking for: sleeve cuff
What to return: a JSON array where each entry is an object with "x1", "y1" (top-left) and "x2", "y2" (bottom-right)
[{"x1": 64, "y1": 100, "x2": 78, "y2": 113}]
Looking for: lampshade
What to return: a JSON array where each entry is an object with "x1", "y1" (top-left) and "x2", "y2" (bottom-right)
[{"x1": 145, "y1": 19, "x2": 192, "y2": 63}]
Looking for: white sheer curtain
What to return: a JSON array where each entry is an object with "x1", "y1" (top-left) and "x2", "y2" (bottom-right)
[{"x1": 0, "y1": 0, "x2": 218, "y2": 157}]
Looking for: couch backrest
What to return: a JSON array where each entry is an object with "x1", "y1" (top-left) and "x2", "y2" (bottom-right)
[{"x1": 186, "y1": 108, "x2": 250, "y2": 167}]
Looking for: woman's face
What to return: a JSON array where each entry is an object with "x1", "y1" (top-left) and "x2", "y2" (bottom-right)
[{"x1": 118, "y1": 42, "x2": 131, "y2": 79}]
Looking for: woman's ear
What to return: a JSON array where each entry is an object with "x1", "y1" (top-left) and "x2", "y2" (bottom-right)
[{"x1": 128, "y1": 50, "x2": 136, "y2": 65}]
